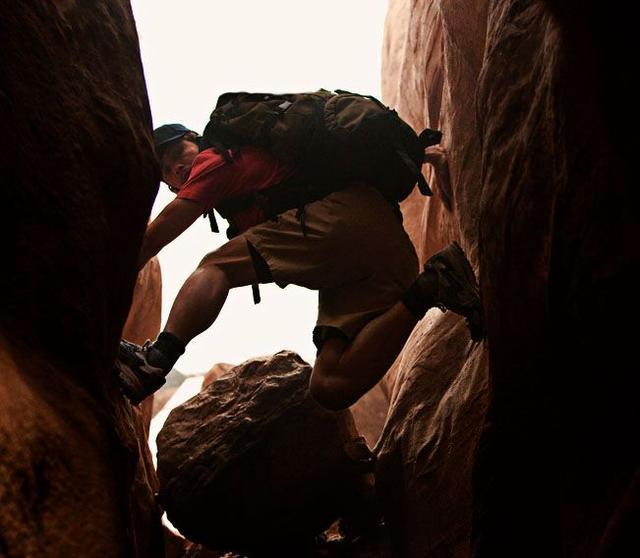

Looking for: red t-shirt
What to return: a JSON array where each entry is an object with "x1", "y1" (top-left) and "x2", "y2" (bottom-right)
[{"x1": 177, "y1": 146, "x2": 295, "y2": 233}]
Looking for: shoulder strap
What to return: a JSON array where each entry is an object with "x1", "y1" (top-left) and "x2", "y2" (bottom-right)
[
  {"x1": 204, "y1": 210, "x2": 219, "y2": 233},
  {"x1": 396, "y1": 149, "x2": 433, "y2": 196},
  {"x1": 214, "y1": 174, "x2": 346, "y2": 229},
  {"x1": 195, "y1": 141, "x2": 235, "y2": 234}
]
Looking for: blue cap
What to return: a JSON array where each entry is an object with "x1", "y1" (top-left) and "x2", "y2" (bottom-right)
[{"x1": 153, "y1": 123, "x2": 192, "y2": 149}]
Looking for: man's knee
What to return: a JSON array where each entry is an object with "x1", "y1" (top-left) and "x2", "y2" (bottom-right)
[
  {"x1": 309, "y1": 368, "x2": 346, "y2": 411},
  {"x1": 310, "y1": 337, "x2": 352, "y2": 411}
]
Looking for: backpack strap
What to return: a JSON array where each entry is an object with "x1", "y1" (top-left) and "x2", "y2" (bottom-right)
[
  {"x1": 204, "y1": 210, "x2": 219, "y2": 233},
  {"x1": 196, "y1": 140, "x2": 234, "y2": 234},
  {"x1": 215, "y1": 175, "x2": 341, "y2": 225},
  {"x1": 416, "y1": 172, "x2": 433, "y2": 197},
  {"x1": 399, "y1": 128, "x2": 443, "y2": 197},
  {"x1": 396, "y1": 149, "x2": 433, "y2": 196}
]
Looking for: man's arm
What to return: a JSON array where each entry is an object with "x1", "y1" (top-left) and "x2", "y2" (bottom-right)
[{"x1": 137, "y1": 198, "x2": 204, "y2": 270}]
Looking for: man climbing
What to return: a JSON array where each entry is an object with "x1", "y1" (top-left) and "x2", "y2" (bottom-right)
[{"x1": 117, "y1": 119, "x2": 483, "y2": 410}]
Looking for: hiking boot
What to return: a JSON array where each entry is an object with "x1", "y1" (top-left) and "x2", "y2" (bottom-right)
[
  {"x1": 423, "y1": 241, "x2": 484, "y2": 341},
  {"x1": 115, "y1": 340, "x2": 167, "y2": 405}
]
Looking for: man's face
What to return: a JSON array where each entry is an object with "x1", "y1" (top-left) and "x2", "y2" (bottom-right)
[{"x1": 162, "y1": 139, "x2": 199, "y2": 192}]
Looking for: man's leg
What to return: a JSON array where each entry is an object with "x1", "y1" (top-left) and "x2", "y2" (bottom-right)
[
  {"x1": 311, "y1": 302, "x2": 419, "y2": 410},
  {"x1": 163, "y1": 236, "x2": 258, "y2": 345},
  {"x1": 118, "y1": 236, "x2": 258, "y2": 403},
  {"x1": 311, "y1": 241, "x2": 483, "y2": 411}
]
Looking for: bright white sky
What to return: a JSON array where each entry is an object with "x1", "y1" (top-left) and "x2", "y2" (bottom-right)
[{"x1": 130, "y1": 0, "x2": 389, "y2": 374}]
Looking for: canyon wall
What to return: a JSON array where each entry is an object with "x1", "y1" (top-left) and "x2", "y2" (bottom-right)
[
  {"x1": 0, "y1": 2, "x2": 162, "y2": 557},
  {"x1": 2, "y1": 1, "x2": 638, "y2": 556},
  {"x1": 377, "y1": 1, "x2": 490, "y2": 556},
  {"x1": 475, "y1": 2, "x2": 639, "y2": 556},
  {"x1": 382, "y1": 0, "x2": 639, "y2": 556}
]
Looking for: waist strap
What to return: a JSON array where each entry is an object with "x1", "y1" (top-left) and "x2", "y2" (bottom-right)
[{"x1": 216, "y1": 175, "x2": 346, "y2": 222}]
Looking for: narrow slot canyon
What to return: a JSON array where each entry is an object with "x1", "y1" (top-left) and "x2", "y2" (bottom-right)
[{"x1": 1, "y1": 2, "x2": 637, "y2": 557}]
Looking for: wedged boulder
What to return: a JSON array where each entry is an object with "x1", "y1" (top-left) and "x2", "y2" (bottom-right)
[
  {"x1": 157, "y1": 351, "x2": 373, "y2": 555},
  {"x1": 202, "y1": 361, "x2": 235, "y2": 389}
]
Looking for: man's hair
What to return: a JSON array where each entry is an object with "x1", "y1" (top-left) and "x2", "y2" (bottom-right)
[{"x1": 158, "y1": 131, "x2": 199, "y2": 173}]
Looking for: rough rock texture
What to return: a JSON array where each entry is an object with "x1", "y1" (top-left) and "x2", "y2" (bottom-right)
[
  {"x1": 382, "y1": 0, "x2": 639, "y2": 556},
  {"x1": 349, "y1": 383, "x2": 390, "y2": 449},
  {"x1": 123, "y1": 258, "x2": 163, "y2": 429},
  {"x1": 157, "y1": 351, "x2": 373, "y2": 555},
  {"x1": 0, "y1": 2, "x2": 161, "y2": 557},
  {"x1": 1, "y1": 2, "x2": 157, "y2": 380},
  {"x1": 122, "y1": 258, "x2": 163, "y2": 550},
  {"x1": 152, "y1": 386, "x2": 178, "y2": 418},
  {"x1": 376, "y1": 312, "x2": 487, "y2": 557},
  {"x1": 123, "y1": 258, "x2": 163, "y2": 348},
  {"x1": 378, "y1": 1, "x2": 490, "y2": 556},
  {"x1": 198, "y1": 363, "x2": 381, "y2": 457},
  {"x1": 201, "y1": 362, "x2": 235, "y2": 389},
  {"x1": 474, "y1": 2, "x2": 639, "y2": 556}
]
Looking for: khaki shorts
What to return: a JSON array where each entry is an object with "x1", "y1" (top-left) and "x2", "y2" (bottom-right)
[{"x1": 243, "y1": 182, "x2": 419, "y2": 348}]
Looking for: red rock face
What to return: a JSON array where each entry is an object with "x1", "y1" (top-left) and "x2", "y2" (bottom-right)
[
  {"x1": 123, "y1": 259, "x2": 163, "y2": 348},
  {"x1": 0, "y1": 2, "x2": 161, "y2": 557},
  {"x1": 349, "y1": 382, "x2": 390, "y2": 449},
  {"x1": 201, "y1": 361, "x2": 235, "y2": 389},
  {"x1": 122, "y1": 258, "x2": 163, "y2": 551},
  {"x1": 378, "y1": 1, "x2": 490, "y2": 556},
  {"x1": 383, "y1": 0, "x2": 639, "y2": 556},
  {"x1": 375, "y1": 312, "x2": 488, "y2": 557},
  {"x1": 475, "y1": 2, "x2": 640, "y2": 556},
  {"x1": 123, "y1": 258, "x2": 163, "y2": 430}
]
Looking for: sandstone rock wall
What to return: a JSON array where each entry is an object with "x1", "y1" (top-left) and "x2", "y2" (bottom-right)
[
  {"x1": 124, "y1": 258, "x2": 163, "y2": 429},
  {"x1": 350, "y1": 383, "x2": 390, "y2": 449},
  {"x1": 378, "y1": 1, "x2": 490, "y2": 556},
  {"x1": 475, "y1": 2, "x2": 639, "y2": 556},
  {"x1": 0, "y1": 2, "x2": 162, "y2": 557},
  {"x1": 382, "y1": 0, "x2": 639, "y2": 556}
]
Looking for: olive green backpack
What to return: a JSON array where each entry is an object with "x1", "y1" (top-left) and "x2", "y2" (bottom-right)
[{"x1": 201, "y1": 89, "x2": 441, "y2": 234}]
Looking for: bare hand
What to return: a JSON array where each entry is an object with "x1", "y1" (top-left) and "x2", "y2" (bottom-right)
[
  {"x1": 423, "y1": 146, "x2": 452, "y2": 207},
  {"x1": 423, "y1": 145, "x2": 447, "y2": 167}
]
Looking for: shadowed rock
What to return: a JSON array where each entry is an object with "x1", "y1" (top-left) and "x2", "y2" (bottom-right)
[
  {"x1": 0, "y1": 2, "x2": 161, "y2": 556},
  {"x1": 157, "y1": 351, "x2": 373, "y2": 555},
  {"x1": 382, "y1": 1, "x2": 640, "y2": 556},
  {"x1": 475, "y1": 1, "x2": 640, "y2": 555},
  {"x1": 197, "y1": 362, "x2": 390, "y2": 452}
]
